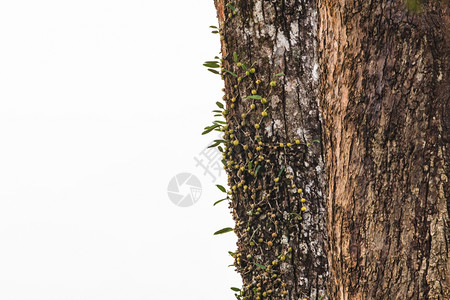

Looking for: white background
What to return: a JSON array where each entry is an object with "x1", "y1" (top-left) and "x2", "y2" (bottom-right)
[{"x1": 0, "y1": 1, "x2": 240, "y2": 299}]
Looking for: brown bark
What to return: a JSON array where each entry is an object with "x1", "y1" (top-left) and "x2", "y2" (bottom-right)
[
  {"x1": 318, "y1": 0, "x2": 450, "y2": 299},
  {"x1": 213, "y1": 0, "x2": 328, "y2": 299}
]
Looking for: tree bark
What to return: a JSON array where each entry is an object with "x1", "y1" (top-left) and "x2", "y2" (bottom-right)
[
  {"x1": 318, "y1": 0, "x2": 449, "y2": 299},
  {"x1": 213, "y1": 0, "x2": 328, "y2": 299}
]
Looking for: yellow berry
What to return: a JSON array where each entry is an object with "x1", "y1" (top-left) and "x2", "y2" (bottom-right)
[
  {"x1": 298, "y1": 188, "x2": 303, "y2": 194},
  {"x1": 280, "y1": 143, "x2": 284, "y2": 147},
  {"x1": 287, "y1": 143, "x2": 292, "y2": 147},
  {"x1": 256, "y1": 80, "x2": 261, "y2": 84},
  {"x1": 301, "y1": 206, "x2": 306, "y2": 212},
  {"x1": 233, "y1": 140, "x2": 239, "y2": 146},
  {"x1": 238, "y1": 77, "x2": 242, "y2": 82},
  {"x1": 295, "y1": 139, "x2": 300, "y2": 144},
  {"x1": 280, "y1": 255, "x2": 285, "y2": 261},
  {"x1": 272, "y1": 260, "x2": 278, "y2": 265},
  {"x1": 243, "y1": 145, "x2": 248, "y2": 150},
  {"x1": 237, "y1": 62, "x2": 242, "y2": 67},
  {"x1": 250, "y1": 104, "x2": 256, "y2": 109},
  {"x1": 231, "y1": 97, "x2": 236, "y2": 102},
  {"x1": 254, "y1": 124, "x2": 260, "y2": 129},
  {"x1": 270, "y1": 81, "x2": 276, "y2": 87},
  {"x1": 245, "y1": 71, "x2": 250, "y2": 76},
  {"x1": 261, "y1": 98, "x2": 267, "y2": 104},
  {"x1": 274, "y1": 178, "x2": 279, "y2": 182},
  {"x1": 301, "y1": 198, "x2": 306, "y2": 203},
  {"x1": 261, "y1": 111, "x2": 268, "y2": 117},
  {"x1": 250, "y1": 68, "x2": 256, "y2": 73},
  {"x1": 267, "y1": 241, "x2": 273, "y2": 247},
  {"x1": 251, "y1": 89, "x2": 257, "y2": 95}
]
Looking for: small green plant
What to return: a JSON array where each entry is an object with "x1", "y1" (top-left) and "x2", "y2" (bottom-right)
[{"x1": 203, "y1": 8, "x2": 321, "y2": 297}]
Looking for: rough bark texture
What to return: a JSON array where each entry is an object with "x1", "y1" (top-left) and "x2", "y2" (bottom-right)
[
  {"x1": 318, "y1": 0, "x2": 449, "y2": 299},
  {"x1": 214, "y1": 0, "x2": 328, "y2": 299}
]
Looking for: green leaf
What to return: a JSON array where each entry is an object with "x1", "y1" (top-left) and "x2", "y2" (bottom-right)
[
  {"x1": 218, "y1": 146, "x2": 223, "y2": 152},
  {"x1": 231, "y1": 287, "x2": 241, "y2": 292},
  {"x1": 214, "y1": 227, "x2": 234, "y2": 235},
  {"x1": 228, "y1": 251, "x2": 235, "y2": 256},
  {"x1": 213, "y1": 120, "x2": 227, "y2": 124},
  {"x1": 208, "y1": 139, "x2": 225, "y2": 148},
  {"x1": 245, "y1": 95, "x2": 262, "y2": 100},
  {"x1": 204, "y1": 62, "x2": 220, "y2": 68},
  {"x1": 209, "y1": 25, "x2": 218, "y2": 29},
  {"x1": 312, "y1": 139, "x2": 321, "y2": 143},
  {"x1": 216, "y1": 184, "x2": 227, "y2": 193},
  {"x1": 275, "y1": 72, "x2": 285, "y2": 77},
  {"x1": 253, "y1": 262, "x2": 267, "y2": 270},
  {"x1": 241, "y1": 63, "x2": 247, "y2": 71},
  {"x1": 211, "y1": 30, "x2": 219, "y2": 34},
  {"x1": 213, "y1": 198, "x2": 228, "y2": 206},
  {"x1": 223, "y1": 69, "x2": 237, "y2": 77},
  {"x1": 216, "y1": 101, "x2": 224, "y2": 109},
  {"x1": 248, "y1": 161, "x2": 253, "y2": 170},
  {"x1": 233, "y1": 52, "x2": 238, "y2": 63},
  {"x1": 277, "y1": 166, "x2": 285, "y2": 178},
  {"x1": 226, "y1": 3, "x2": 236, "y2": 10},
  {"x1": 208, "y1": 68, "x2": 220, "y2": 74},
  {"x1": 202, "y1": 124, "x2": 220, "y2": 135},
  {"x1": 254, "y1": 165, "x2": 261, "y2": 177}
]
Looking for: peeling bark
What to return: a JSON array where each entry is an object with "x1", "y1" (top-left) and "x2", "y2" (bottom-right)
[
  {"x1": 318, "y1": 0, "x2": 449, "y2": 299},
  {"x1": 214, "y1": 0, "x2": 328, "y2": 299}
]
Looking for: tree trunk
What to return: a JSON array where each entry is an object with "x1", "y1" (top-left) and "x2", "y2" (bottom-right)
[
  {"x1": 318, "y1": 0, "x2": 449, "y2": 299},
  {"x1": 213, "y1": 0, "x2": 328, "y2": 299}
]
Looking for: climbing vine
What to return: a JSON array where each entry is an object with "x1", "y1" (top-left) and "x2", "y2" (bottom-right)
[{"x1": 202, "y1": 3, "x2": 320, "y2": 299}]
